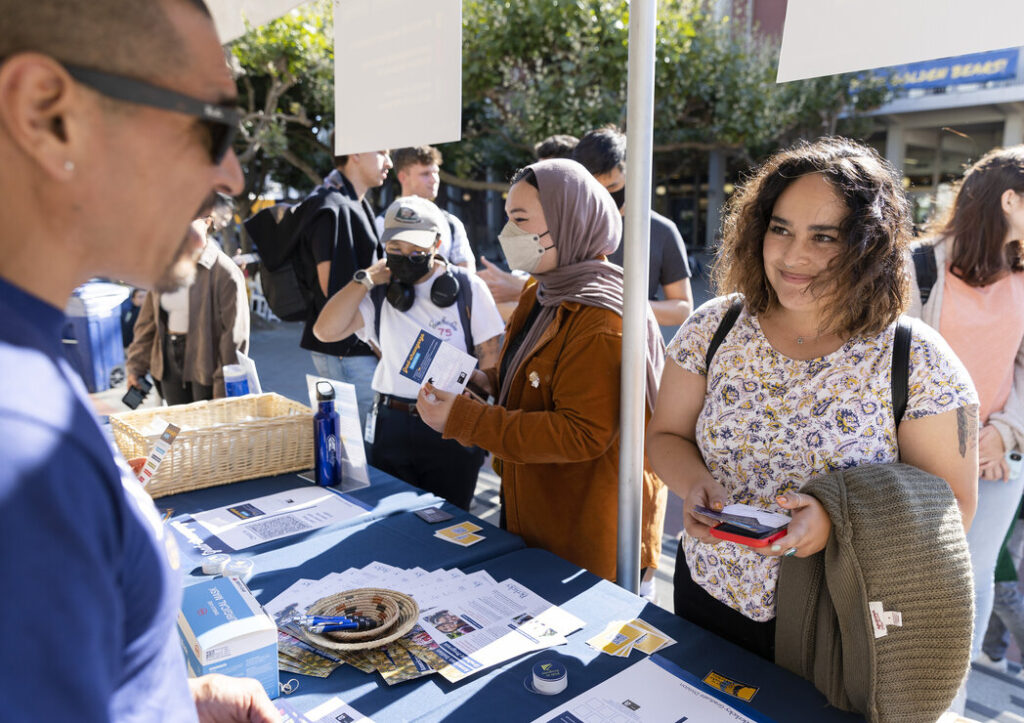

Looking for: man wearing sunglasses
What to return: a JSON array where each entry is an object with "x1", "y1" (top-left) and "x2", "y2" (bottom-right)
[{"x1": 0, "y1": 1, "x2": 276, "y2": 721}]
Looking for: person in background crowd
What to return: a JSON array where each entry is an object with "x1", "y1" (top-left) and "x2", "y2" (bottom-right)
[
  {"x1": 480, "y1": 126, "x2": 694, "y2": 335},
  {"x1": 572, "y1": 125, "x2": 693, "y2": 327},
  {"x1": 534, "y1": 133, "x2": 579, "y2": 160},
  {"x1": 121, "y1": 287, "x2": 146, "y2": 347},
  {"x1": 126, "y1": 197, "x2": 250, "y2": 404},
  {"x1": 977, "y1": 512, "x2": 1024, "y2": 675},
  {"x1": 386, "y1": 145, "x2": 476, "y2": 271},
  {"x1": 304, "y1": 150, "x2": 391, "y2": 428},
  {"x1": 647, "y1": 137, "x2": 978, "y2": 661},
  {"x1": 416, "y1": 159, "x2": 668, "y2": 585},
  {"x1": 0, "y1": 0, "x2": 277, "y2": 719},
  {"x1": 313, "y1": 196, "x2": 504, "y2": 509},
  {"x1": 906, "y1": 145, "x2": 1024, "y2": 687}
]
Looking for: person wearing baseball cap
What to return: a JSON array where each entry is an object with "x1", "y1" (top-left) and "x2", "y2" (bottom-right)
[{"x1": 313, "y1": 196, "x2": 505, "y2": 509}]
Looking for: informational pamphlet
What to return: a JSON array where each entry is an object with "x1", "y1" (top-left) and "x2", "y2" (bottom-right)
[
  {"x1": 276, "y1": 696, "x2": 375, "y2": 723},
  {"x1": 530, "y1": 655, "x2": 775, "y2": 723},
  {"x1": 399, "y1": 329, "x2": 476, "y2": 394},
  {"x1": 171, "y1": 486, "x2": 370, "y2": 552},
  {"x1": 262, "y1": 563, "x2": 582, "y2": 687},
  {"x1": 418, "y1": 578, "x2": 585, "y2": 683}
]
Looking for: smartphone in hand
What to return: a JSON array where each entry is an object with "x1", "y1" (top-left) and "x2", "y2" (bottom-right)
[
  {"x1": 694, "y1": 504, "x2": 789, "y2": 547},
  {"x1": 709, "y1": 523, "x2": 787, "y2": 547}
]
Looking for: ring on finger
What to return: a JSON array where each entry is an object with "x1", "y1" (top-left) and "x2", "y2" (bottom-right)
[{"x1": 783, "y1": 547, "x2": 797, "y2": 557}]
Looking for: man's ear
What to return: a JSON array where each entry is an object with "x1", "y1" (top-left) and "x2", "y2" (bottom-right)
[{"x1": 0, "y1": 54, "x2": 81, "y2": 181}]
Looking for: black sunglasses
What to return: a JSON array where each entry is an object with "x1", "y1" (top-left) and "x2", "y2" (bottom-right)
[{"x1": 64, "y1": 64, "x2": 240, "y2": 164}]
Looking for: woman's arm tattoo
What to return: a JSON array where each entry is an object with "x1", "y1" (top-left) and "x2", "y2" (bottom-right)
[{"x1": 957, "y1": 405, "x2": 978, "y2": 458}]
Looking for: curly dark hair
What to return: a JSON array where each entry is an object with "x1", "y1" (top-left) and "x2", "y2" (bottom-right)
[
  {"x1": 713, "y1": 136, "x2": 912, "y2": 337},
  {"x1": 929, "y1": 144, "x2": 1024, "y2": 287}
]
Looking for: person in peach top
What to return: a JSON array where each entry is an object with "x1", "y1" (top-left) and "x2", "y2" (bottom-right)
[{"x1": 908, "y1": 145, "x2": 1024, "y2": 683}]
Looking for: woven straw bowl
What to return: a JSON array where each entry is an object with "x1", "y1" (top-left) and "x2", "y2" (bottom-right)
[
  {"x1": 302, "y1": 588, "x2": 420, "y2": 652},
  {"x1": 305, "y1": 588, "x2": 401, "y2": 642}
]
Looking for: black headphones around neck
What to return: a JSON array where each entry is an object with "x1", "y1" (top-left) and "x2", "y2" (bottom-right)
[{"x1": 385, "y1": 259, "x2": 460, "y2": 312}]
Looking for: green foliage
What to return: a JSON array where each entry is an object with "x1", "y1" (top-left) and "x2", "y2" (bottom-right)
[
  {"x1": 230, "y1": 0, "x2": 335, "y2": 214},
  {"x1": 449, "y1": 0, "x2": 890, "y2": 183},
  {"x1": 228, "y1": 0, "x2": 890, "y2": 198}
]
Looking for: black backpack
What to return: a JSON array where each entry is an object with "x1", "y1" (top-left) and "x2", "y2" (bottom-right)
[
  {"x1": 243, "y1": 186, "x2": 339, "y2": 322},
  {"x1": 911, "y1": 244, "x2": 939, "y2": 305}
]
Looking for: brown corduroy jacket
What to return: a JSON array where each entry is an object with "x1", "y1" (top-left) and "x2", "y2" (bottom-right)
[
  {"x1": 126, "y1": 243, "x2": 250, "y2": 398},
  {"x1": 443, "y1": 287, "x2": 667, "y2": 581}
]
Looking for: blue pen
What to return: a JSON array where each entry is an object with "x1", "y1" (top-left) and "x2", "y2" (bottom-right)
[{"x1": 295, "y1": 614, "x2": 379, "y2": 633}]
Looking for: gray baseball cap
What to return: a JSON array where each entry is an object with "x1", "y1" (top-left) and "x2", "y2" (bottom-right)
[{"x1": 381, "y1": 196, "x2": 445, "y2": 248}]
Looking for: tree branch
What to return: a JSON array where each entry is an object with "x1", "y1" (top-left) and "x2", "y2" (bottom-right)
[
  {"x1": 439, "y1": 169, "x2": 508, "y2": 193},
  {"x1": 653, "y1": 140, "x2": 745, "y2": 153},
  {"x1": 280, "y1": 148, "x2": 322, "y2": 187}
]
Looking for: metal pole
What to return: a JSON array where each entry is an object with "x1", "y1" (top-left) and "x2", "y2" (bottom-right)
[{"x1": 617, "y1": 0, "x2": 657, "y2": 594}]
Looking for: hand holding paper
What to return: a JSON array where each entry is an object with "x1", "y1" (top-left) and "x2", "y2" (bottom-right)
[{"x1": 399, "y1": 329, "x2": 477, "y2": 395}]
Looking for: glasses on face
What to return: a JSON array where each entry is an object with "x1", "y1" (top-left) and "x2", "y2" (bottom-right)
[
  {"x1": 64, "y1": 64, "x2": 241, "y2": 165},
  {"x1": 386, "y1": 247, "x2": 431, "y2": 260}
]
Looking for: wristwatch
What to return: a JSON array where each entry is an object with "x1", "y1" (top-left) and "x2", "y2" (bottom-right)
[{"x1": 353, "y1": 269, "x2": 374, "y2": 290}]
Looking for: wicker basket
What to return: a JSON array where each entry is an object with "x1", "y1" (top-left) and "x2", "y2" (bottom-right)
[
  {"x1": 301, "y1": 589, "x2": 420, "y2": 652},
  {"x1": 110, "y1": 393, "x2": 313, "y2": 498},
  {"x1": 306, "y1": 588, "x2": 401, "y2": 643}
]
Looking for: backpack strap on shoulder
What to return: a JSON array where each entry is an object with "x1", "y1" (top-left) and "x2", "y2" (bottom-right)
[
  {"x1": 911, "y1": 244, "x2": 938, "y2": 306},
  {"x1": 892, "y1": 316, "x2": 913, "y2": 428},
  {"x1": 706, "y1": 296, "x2": 744, "y2": 370},
  {"x1": 448, "y1": 266, "x2": 474, "y2": 352}
]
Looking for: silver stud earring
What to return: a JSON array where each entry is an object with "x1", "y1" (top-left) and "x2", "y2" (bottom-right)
[{"x1": 64, "y1": 160, "x2": 75, "y2": 172}]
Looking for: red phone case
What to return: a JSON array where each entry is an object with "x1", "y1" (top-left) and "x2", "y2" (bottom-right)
[{"x1": 709, "y1": 525, "x2": 787, "y2": 547}]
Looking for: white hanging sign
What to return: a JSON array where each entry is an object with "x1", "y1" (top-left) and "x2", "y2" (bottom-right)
[
  {"x1": 333, "y1": 0, "x2": 462, "y2": 155},
  {"x1": 777, "y1": 0, "x2": 1024, "y2": 83}
]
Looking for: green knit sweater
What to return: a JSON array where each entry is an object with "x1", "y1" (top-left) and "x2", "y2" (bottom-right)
[{"x1": 775, "y1": 463, "x2": 973, "y2": 723}]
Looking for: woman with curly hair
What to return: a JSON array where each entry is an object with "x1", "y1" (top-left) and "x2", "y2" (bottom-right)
[
  {"x1": 907, "y1": 145, "x2": 1024, "y2": 673},
  {"x1": 648, "y1": 137, "x2": 979, "y2": 660}
]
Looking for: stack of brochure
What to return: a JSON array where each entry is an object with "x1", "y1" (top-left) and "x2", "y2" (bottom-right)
[
  {"x1": 586, "y1": 618, "x2": 677, "y2": 658},
  {"x1": 265, "y1": 562, "x2": 584, "y2": 685}
]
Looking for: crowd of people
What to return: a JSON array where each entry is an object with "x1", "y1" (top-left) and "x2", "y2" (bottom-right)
[{"x1": 3, "y1": 0, "x2": 1024, "y2": 721}]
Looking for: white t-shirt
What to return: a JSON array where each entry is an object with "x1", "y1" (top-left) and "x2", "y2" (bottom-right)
[
  {"x1": 441, "y1": 210, "x2": 475, "y2": 269},
  {"x1": 159, "y1": 286, "x2": 190, "y2": 334},
  {"x1": 355, "y1": 266, "x2": 505, "y2": 398}
]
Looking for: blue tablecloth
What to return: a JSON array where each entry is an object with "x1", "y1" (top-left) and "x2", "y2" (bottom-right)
[
  {"x1": 274, "y1": 548, "x2": 863, "y2": 722},
  {"x1": 164, "y1": 469, "x2": 862, "y2": 722},
  {"x1": 163, "y1": 470, "x2": 527, "y2": 604},
  {"x1": 159, "y1": 467, "x2": 442, "y2": 525}
]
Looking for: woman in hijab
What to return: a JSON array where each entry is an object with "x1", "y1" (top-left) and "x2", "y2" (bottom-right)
[{"x1": 417, "y1": 159, "x2": 667, "y2": 582}]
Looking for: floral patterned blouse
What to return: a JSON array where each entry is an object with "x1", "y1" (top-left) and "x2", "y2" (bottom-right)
[{"x1": 668, "y1": 296, "x2": 978, "y2": 621}]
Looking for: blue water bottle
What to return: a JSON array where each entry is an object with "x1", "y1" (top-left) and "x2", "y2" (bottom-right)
[{"x1": 313, "y1": 381, "x2": 341, "y2": 487}]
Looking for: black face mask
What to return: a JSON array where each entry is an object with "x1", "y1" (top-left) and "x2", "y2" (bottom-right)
[
  {"x1": 386, "y1": 252, "x2": 432, "y2": 284},
  {"x1": 610, "y1": 185, "x2": 626, "y2": 210}
]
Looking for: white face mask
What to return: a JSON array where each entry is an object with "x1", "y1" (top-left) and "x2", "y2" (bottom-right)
[{"x1": 497, "y1": 220, "x2": 554, "y2": 274}]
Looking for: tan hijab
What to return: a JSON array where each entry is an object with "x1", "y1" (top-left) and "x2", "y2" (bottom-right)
[{"x1": 497, "y1": 158, "x2": 665, "y2": 410}]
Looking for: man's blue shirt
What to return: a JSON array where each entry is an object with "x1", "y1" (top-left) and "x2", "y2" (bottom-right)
[{"x1": 0, "y1": 278, "x2": 196, "y2": 721}]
